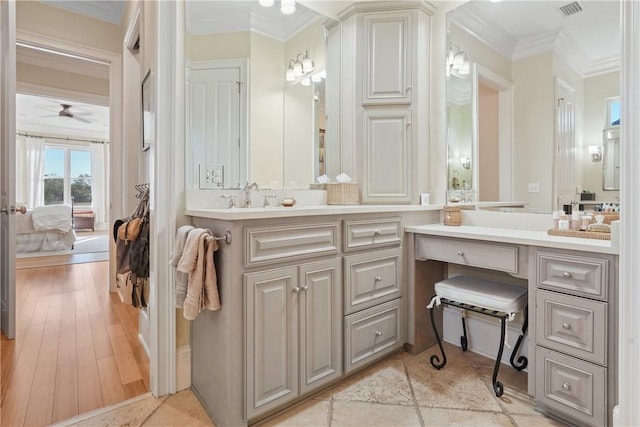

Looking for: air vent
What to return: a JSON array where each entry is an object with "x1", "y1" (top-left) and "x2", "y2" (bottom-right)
[{"x1": 559, "y1": 1, "x2": 584, "y2": 17}]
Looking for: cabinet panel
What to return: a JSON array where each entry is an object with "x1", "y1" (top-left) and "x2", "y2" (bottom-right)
[
  {"x1": 246, "y1": 223, "x2": 340, "y2": 267},
  {"x1": 245, "y1": 268, "x2": 299, "y2": 418},
  {"x1": 536, "y1": 251, "x2": 608, "y2": 300},
  {"x1": 536, "y1": 290, "x2": 606, "y2": 365},
  {"x1": 362, "y1": 110, "x2": 412, "y2": 203},
  {"x1": 344, "y1": 298, "x2": 402, "y2": 373},
  {"x1": 344, "y1": 248, "x2": 402, "y2": 315},
  {"x1": 344, "y1": 218, "x2": 402, "y2": 251},
  {"x1": 416, "y1": 236, "x2": 518, "y2": 273},
  {"x1": 299, "y1": 259, "x2": 343, "y2": 394},
  {"x1": 536, "y1": 346, "x2": 606, "y2": 426},
  {"x1": 362, "y1": 13, "x2": 411, "y2": 105}
]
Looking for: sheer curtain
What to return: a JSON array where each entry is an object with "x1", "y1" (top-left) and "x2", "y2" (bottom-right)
[
  {"x1": 90, "y1": 141, "x2": 109, "y2": 224},
  {"x1": 15, "y1": 136, "x2": 45, "y2": 208}
]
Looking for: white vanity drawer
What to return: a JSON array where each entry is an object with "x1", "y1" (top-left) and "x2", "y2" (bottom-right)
[
  {"x1": 536, "y1": 251, "x2": 608, "y2": 301},
  {"x1": 344, "y1": 299, "x2": 402, "y2": 373},
  {"x1": 344, "y1": 218, "x2": 402, "y2": 251},
  {"x1": 416, "y1": 236, "x2": 518, "y2": 274},
  {"x1": 245, "y1": 223, "x2": 340, "y2": 267},
  {"x1": 535, "y1": 346, "x2": 606, "y2": 427},
  {"x1": 344, "y1": 248, "x2": 402, "y2": 315},
  {"x1": 536, "y1": 290, "x2": 607, "y2": 365}
]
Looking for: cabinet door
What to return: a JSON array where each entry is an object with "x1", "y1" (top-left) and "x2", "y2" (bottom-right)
[
  {"x1": 362, "y1": 109, "x2": 412, "y2": 203},
  {"x1": 245, "y1": 267, "x2": 299, "y2": 418},
  {"x1": 362, "y1": 12, "x2": 412, "y2": 105},
  {"x1": 299, "y1": 259, "x2": 343, "y2": 394}
]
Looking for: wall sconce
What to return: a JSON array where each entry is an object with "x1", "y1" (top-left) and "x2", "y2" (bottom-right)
[
  {"x1": 447, "y1": 44, "x2": 470, "y2": 76},
  {"x1": 285, "y1": 50, "x2": 314, "y2": 81},
  {"x1": 460, "y1": 157, "x2": 471, "y2": 169},
  {"x1": 588, "y1": 145, "x2": 602, "y2": 162}
]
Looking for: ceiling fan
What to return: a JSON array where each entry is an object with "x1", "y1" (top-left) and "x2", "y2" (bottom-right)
[{"x1": 57, "y1": 104, "x2": 92, "y2": 123}]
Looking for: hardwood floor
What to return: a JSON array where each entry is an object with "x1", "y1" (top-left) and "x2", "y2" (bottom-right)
[{"x1": 1, "y1": 261, "x2": 149, "y2": 426}]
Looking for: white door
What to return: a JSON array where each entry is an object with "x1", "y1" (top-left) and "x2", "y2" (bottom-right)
[
  {"x1": 1, "y1": 0, "x2": 16, "y2": 339},
  {"x1": 188, "y1": 66, "x2": 241, "y2": 189}
]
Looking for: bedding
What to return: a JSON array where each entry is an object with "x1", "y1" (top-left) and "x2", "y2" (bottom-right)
[{"x1": 16, "y1": 205, "x2": 76, "y2": 253}]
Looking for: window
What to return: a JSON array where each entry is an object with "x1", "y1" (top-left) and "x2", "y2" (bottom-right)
[
  {"x1": 44, "y1": 146, "x2": 92, "y2": 206},
  {"x1": 606, "y1": 97, "x2": 620, "y2": 128}
]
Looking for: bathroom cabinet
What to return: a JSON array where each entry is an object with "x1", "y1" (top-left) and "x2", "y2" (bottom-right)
[
  {"x1": 189, "y1": 208, "x2": 436, "y2": 426},
  {"x1": 533, "y1": 248, "x2": 617, "y2": 427},
  {"x1": 335, "y1": 3, "x2": 432, "y2": 204}
]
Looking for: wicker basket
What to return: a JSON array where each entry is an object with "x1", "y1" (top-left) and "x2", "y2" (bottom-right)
[
  {"x1": 327, "y1": 182, "x2": 360, "y2": 205},
  {"x1": 443, "y1": 206, "x2": 462, "y2": 226},
  {"x1": 547, "y1": 228, "x2": 611, "y2": 240}
]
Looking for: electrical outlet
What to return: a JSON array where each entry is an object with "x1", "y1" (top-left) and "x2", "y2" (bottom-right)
[
  {"x1": 576, "y1": 185, "x2": 582, "y2": 194},
  {"x1": 199, "y1": 164, "x2": 224, "y2": 189},
  {"x1": 528, "y1": 182, "x2": 540, "y2": 193}
]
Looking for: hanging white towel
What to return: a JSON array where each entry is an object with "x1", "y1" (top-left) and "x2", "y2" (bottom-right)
[
  {"x1": 181, "y1": 229, "x2": 211, "y2": 320},
  {"x1": 203, "y1": 235, "x2": 221, "y2": 311}
]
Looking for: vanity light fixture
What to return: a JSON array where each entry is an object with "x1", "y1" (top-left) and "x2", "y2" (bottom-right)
[
  {"x1": 301, "y1": 77, "x2": 311, "y2": 86},
  {"x1": 286, "y1": 51, "x2": 314, "y2": 81},
  {"x1": 447, "y1": 44, "x2": 470, "y2": 76},
  {"x1": 281, "y1": 0, "x2": 296, "y2": 15},
  {"x1": 460, "y1": 157, "x2": 471, "y2": 169},
  {"x1": 588, "y1": 145, "x2": 602, "y2": 162},
  {"x1": 258, "y1": 0, "x2": 274, "y2": 7}
]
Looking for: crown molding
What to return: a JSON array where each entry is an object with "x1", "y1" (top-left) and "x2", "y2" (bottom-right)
[
  {"x1": 449, "y1": 7, "x2": 516, "y2": 60},
  {"x1": 584, "y1": 55, "x2": 620, "y2": 78}
]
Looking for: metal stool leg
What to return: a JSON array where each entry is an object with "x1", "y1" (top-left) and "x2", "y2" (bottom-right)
[
  {"x1": 460, "y1": 310, "x2": 468, "y2": 351},
  {"x1": 510, "y1": 306, "x2": 528, "y2": 371},
  {"x1": 492, "y1": 317, "x2": 506, "y2": 397},
  {"x1": 429, "y1": 297, "x2": 447, "y2": 369}
]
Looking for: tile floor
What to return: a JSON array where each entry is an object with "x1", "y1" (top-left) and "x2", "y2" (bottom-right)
[{"x1": 55, "y1": 343, "x2": 569, "y2": 427}]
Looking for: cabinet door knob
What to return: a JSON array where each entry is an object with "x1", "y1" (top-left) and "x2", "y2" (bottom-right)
[
  {"x1": 301, "y1": 285, "x2": 309, "y2": 292},
  {"x1": 562, "y1": 383, "x2": 571, "y2": 391},
  {"x1": 374, "y1": 229, "x2": 382, "y2": 236},
  {"x1": 457, "y1": 251, "x2": 464, "y2": 256},
  {"x1": 563, "y1": 271, "x2": 572, "y2": 278},
  {"x1": 374, "y1": 276, "x2": 382, "y2": 282},
  {"x1": 562, "y1": 323, "x2": 571, "y2": 330},
  {"x1": 375, "y1": 331, "x2": 382, "y2": 337},
  {"x1": 292, "y1": 286, "x2": 300, "y2": 293}
]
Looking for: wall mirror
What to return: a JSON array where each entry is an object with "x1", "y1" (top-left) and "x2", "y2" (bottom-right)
[
  {"x1": 447, "y1": 0, "x2": 620, "y2": 210},
  {"x1": 185, "y1": 0, "x2": 335, "y2": 190},
  {"x1": 446, "y1": 73, "x2": 472, "y2": 192}
]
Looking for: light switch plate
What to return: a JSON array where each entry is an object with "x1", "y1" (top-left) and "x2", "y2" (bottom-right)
[{"x1": 199, "y1": 164, "x2": 224, "y2": 189}]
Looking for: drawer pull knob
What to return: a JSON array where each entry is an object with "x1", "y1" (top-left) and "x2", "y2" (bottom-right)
[
  {"x1": 301, "y1": 285, "x2": 309, "y2": 291},
  {"x1": 374, "y1": 230, "x2": 382, "y2": 236},
  {"x1": 292, "y1": 286, "x2": 300, "y2": 293},
  {"x1": 457, "y1": 251, "x2": 464, "y2": 256},
  {"x1": 562, "y1": 323, "x2": 571, "y2": 330},
  {"x1": 563, "y1": 271, "x2": 572, "y2": 278},
  {"x1": 562, "y1": 383, "x2": 571, "y2": 391},
  {"x1": 375, "y1": 331, "x2": 382, "y2": 337},
  {"x1": 375, "y1": 276, "x2": 382, "y2": 282}
]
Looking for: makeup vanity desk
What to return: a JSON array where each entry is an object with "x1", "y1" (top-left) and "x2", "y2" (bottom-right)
[{"x1": 405, "y1": 224, "x2": 619, "y2": 427}]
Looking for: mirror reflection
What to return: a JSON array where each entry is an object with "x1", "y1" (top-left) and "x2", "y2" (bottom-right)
[
  {"x1": 185, "y1": 1, "x2": 331, "y2": 190},
  {"x1": 446, "y1": 74, "x2": 472, "y2": 191},
  {"x1": 447, "y1": 0, "x2": 620, "y2": 211}
]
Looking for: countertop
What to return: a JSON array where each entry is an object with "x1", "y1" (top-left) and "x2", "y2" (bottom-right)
[
  {"x1": 186, "y1": 204, "x2": 442, "y2": 220},
  {"x1": 406, "y1": 223, "x2": 619, "y2": 255}
]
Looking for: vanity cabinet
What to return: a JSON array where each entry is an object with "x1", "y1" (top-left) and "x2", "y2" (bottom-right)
[
  {"x1": 533, "y1": 248, "x2": 617, "y2": 427},
  {"x1": 245, "y1": 259, "x2": 342, "y2": 419}
]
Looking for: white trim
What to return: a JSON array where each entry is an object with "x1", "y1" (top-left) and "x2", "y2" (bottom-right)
[
  {"x1": 176, "y1": 345, "x2": 192, "y2": 391},
  {"x1": 124, "y1": 7, "x2": 141, "y2": 53},
  {"x1": 617, "y1": 1, "x2": 640, "y2": 424},
  {"x1": 471, "y1": 63, "x2": 513, "y2": 201},
  {"x1": 50, "y1": 393, "x2": 153, "y2": 427}
]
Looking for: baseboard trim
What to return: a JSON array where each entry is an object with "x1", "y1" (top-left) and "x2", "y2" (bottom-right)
[
  {"x1": 176, "y1": 344, "x2": 191, "y2": 391},
  {"x1": 50, "y1": 392, "x2": 153, "y2": 426}
]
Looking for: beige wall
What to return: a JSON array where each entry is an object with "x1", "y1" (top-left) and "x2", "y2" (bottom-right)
[
  {"x1": 187, "y1": 31, "x2": 250, "y2": 61},
  {"x1": 17, "y1": 62, "x2": 109, "y2": 97},
  {"x1": 16, "y1": 1, "x2": 121, "y2": 54},
  {"x1": 450, "y1": 24, "x2": 511, "y2": 82},
  {"x1": 478, "y1": 83, "x2": 499, "y2": 201}
]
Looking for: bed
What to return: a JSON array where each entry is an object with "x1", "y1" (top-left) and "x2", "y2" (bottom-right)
[{"x1": 15, "y1": 204, "x2": 77, "y2": 253}]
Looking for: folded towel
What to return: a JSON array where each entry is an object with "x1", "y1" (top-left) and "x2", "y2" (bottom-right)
[
  {"x1": 171, "y1": 225, "x2": 194, "y2": 308},
  {"x1": 203, "y1": 235, "x2": 221, "y2": 311},
  {"x1": 183, "y1": 230, "x2": 211, "y2": 320}
]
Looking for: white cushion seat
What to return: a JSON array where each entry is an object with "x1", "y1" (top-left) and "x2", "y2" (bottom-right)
[{"x1": 435, "y1": 275, "x2": 527, "y2": 314}]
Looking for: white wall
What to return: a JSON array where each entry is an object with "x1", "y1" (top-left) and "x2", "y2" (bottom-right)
[{"x1": 478, "y1": 83, "x2": 499, "y2": 201}]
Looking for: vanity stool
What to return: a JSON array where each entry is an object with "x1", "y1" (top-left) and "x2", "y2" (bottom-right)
[{"x1": 427, "y1": 275, "x2": 528, "y2": 396}]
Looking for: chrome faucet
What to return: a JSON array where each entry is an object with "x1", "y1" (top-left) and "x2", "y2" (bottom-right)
[{"x1": 243, "y1": 182, "x2": 259, "y2": 208}]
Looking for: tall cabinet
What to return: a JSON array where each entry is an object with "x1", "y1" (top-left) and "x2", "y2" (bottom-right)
[{"x1": 333, "y1": 1, "x2": 431, "y2": 204}]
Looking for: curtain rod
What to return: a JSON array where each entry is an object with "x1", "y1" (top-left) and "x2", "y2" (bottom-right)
[{"x1": 16, "y1": 131, "x2": 109, "y2": 144}]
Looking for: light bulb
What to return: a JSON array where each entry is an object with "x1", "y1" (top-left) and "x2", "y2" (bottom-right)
[
  {"x1": 286, "y1": 68, "x2": 295, "y2": 81},
  {"x1": 459, "y1": 57, "x2": 470, "y2": 75},
  {"x1": 302, "y1": 50, "x2": 314, "y2": 73},
  {"x1": 311, "y1": 73, "x2": 322, "y2": 83},
  {"x1": 293, "y1": 61, "x2": 303, "y2": 76},
  {"x1": 258, "y1": 0, "x2": 274, "y2": 7},
  {"x1": 281, "y1": 0, "x2": 295, "y2": 15},
  {"x1": 452, "y1": 53, "x2": 464, "y2": 69}
]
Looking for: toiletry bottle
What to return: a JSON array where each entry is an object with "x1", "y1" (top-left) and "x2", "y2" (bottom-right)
[
  {"x1": 553, "y1": 211, "x2": 561, "y2": 229},
  {"x1": 571, "y1": 212, "x2": 580, "y2": 230}
]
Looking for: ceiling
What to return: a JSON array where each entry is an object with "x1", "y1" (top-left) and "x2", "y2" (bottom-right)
[
  {"x1": 449, "y1": 0, "x2": 620, "y2": 76},
  {"x1": 42, "y1": 0, "x2": 126, "y2": 25}
]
